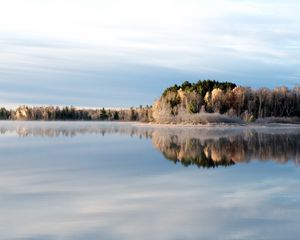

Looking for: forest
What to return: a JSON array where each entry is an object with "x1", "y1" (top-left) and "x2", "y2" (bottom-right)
[
  {"x1": 0, "y1": 105, "x2": 153, "y2": 122},
  {"x1": 0, "y1": 80, "x2": 299, "y2": 123},
  {"x1": 152, "y1": 80, "x2": 300, "y2": 123}
]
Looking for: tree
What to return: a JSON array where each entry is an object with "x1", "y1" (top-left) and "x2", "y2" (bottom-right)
[
  {"x1": 100, "y1": 108, "x2": 108, "y2": 120},
  {"x1": 113, "y1": 111, "x2": 119, "y2": 120}
]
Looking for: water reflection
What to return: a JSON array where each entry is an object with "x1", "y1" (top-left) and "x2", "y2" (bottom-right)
[
  {"x1": 1, "y1": 121, "x2": 300, "y2": 167},
  {"x1": 1, "y1": 121, "x2": 300, "y2": 240},
  {"x1": 152, "y1": 130, "x2": 300, "y2": 168}
]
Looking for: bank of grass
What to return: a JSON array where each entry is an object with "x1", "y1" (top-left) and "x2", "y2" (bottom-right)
[
  {"x1": 255, "y1": 117, "x2": 300, "y2": 124},
  {"x1": 153, "y1": 113, "x2": 244, "y2": 125},
  {"x1": 153, "y1": 113, "x2": 300, "y2": 125}
]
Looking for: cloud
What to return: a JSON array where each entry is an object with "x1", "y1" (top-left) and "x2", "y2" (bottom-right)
[{"x1": 0, "y1": 0, "x2": 299, "y2": 107}]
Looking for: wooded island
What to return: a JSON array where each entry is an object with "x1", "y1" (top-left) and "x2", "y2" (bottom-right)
[{"x1": 1, "y1": 80, "x2": 300, "y2": 124}]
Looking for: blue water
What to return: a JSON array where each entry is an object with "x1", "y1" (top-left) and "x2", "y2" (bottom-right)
[{"x1": 0, "y1": 121, "x2": 300, "y2": 240}]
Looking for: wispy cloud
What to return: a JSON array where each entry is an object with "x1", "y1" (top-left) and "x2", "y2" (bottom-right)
[{"x1": 0, "y1": 0, "x2": 299, "y2": 106}]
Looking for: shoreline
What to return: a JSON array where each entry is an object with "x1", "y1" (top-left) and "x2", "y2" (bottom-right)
[
  {"x1": 0, "y1": 120, "x2": 299, "y2": 129},
  {"x1": 135, "y1": 121, "x2": 300, "y2": 129}
]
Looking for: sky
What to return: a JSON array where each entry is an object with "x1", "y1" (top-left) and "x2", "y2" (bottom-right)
[{"x1": 0, "y1": 0, "x2": 300, "y2": 108}]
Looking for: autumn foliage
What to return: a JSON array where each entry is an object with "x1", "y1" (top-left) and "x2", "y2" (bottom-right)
[{"x1": 153, "y1": 80, "x2": 300, "y2": 123}]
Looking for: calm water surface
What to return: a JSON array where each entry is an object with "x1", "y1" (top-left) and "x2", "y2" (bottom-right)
[{"x1": 1, "y1": 121, "x2": 300, "y2": 240}]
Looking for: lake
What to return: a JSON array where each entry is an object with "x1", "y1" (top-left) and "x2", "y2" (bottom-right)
[{"x1": 1, "y1": 121, "x2": 300, "y2": 240}]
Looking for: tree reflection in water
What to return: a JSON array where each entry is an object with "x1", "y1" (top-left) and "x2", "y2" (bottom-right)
[
  {"x1": 152, "y1": 130, "x2": 300, "y2": 168},
  {"x1": 0, "y1": 122, "x2": 299, "y2": 168}
]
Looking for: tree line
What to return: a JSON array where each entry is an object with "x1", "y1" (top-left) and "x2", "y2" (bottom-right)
[
  {"x1": 0, "y1": 105, "x2": 153, "y2": 122},
  {"x1": 153, "y1": 80, "x2": 300, "y2": 123},
  {"x1": 1, "y1": 79, "x2": 299, "y2": 123}
]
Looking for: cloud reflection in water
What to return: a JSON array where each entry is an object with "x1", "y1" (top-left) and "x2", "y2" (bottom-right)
[{"x1": 0, "y1": 122, "x2": 300, "y2": 240}]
